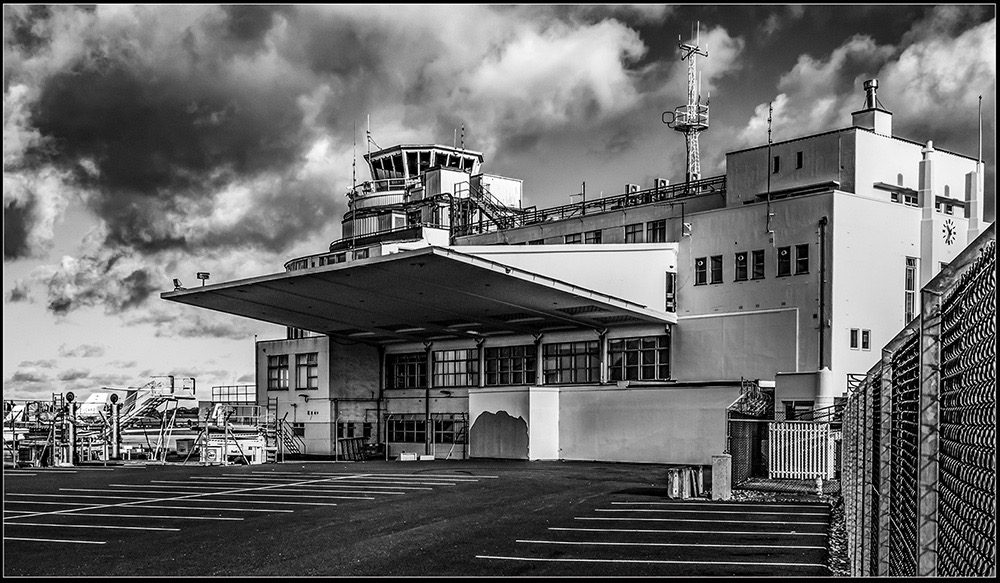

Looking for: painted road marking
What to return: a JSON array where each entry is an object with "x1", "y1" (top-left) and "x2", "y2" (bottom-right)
[
  {"x1": 69, "y1": 512, "x2": 244, "y2": 521},
  {"x1": 476, "y1": 555, "x2": 829, "y2": 568},
  {"x1": 549, "y1": 527, "x2": 827, "y2": 536},
  {"x1": 577, "y1": 516, "x2": 829, "y2": 525},
  {"x1": 4, "y1": 499, "x2": 291, "y2": 513},
  {"x1": 154, "y1": 479, "x2": 433, "y2": 490},
  {"x1": 4, "y1": 473, "x2": 371, "y2": 521},
  {"x1": 7, "y1": 523, "x2": 180, "y2": 531},
  {"x1": 597, "y1": 508, "x2": 829, "y2": 516},
  {"x1": 59, "y1": 488, "x2": 376, "y2": 500},
  {"x1": 4, "y1": 500, "x2": 93, "y2": 506},
  {"x1": 611, "y1": 501, "x2": 826, "y2": 508},
  {"x1": 516, "y1": 539, "x2": 826, "y2": 550},
  {"x1": 4, "y1": 537, "x2": 106, "y2": 544},
  {"x1": 191, "y1": 476, "x2": 457, "y2": 486},
  {"x1": 136, "y1": 483, "x2": 408, "y2": 495},
  {"x1": 6, "y1": 493, "x2": 340, "y2": 507},
  {"x1": 2, "y1": 473, "x2": 36, "y2": 477},
  {"x1": 246, "y1": 472, "x2": 498, "y2": 480}
]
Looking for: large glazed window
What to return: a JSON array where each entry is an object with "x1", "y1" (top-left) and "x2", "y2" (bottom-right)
[
  {"x1": 267, "y1": 355, "x2": 289, "y2": 390},
  {"x1": 484, "y1": 345, "x2": 537, "y2": 386},
  {"x1": 387, "y1": 352, "x2": 427, "y2": 389},
  {"x1": 608, "y1": 335, "x2": 671, "y2": 381},
  {"x1": 433, "y1": 349, "x2": 479, "y2": 387},
  {"x1": 543, "y1": 341, "x2": 599, "y2": 384}
]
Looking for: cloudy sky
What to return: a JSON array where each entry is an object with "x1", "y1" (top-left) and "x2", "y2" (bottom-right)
[{"x1": 3, "y1": 4, "x2": 996, "y2": 401}]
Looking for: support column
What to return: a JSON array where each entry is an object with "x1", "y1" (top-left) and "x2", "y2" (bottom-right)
[
  {"x1": 424, "y1": 342, "x2": 433, "y2": 456},
  {"x1": 918, "y1": 141, "x2": 937, "y2": 287},
  {"x1": 916, "y1": 287, "x2": 941, "y2": 576},
  {"x1": 533, "y1": 334, "x2": 544, "y2": 386}
]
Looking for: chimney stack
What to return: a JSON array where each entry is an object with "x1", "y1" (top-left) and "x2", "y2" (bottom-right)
[{"x1": 852, "y1": 78, "x2": 893, "y2": 137}]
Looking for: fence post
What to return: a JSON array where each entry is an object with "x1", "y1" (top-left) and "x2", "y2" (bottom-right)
[
  {"x1": 878, "y1": 353, "x2": 893, "y2": 576},
  {"x1": 711, "y1": 454, "x2": 731, "y2": 501},
  {"x1": 916, "y1": 287, "x2": 941, "y2": 576}
]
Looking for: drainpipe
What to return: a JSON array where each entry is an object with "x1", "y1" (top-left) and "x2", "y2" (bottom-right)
[
  {"x1": 377, "y1": 346, "x2": 384, "y2": 453},
  {"x1": 818, "y1": 216, "x2": 828, "y2": 369}
]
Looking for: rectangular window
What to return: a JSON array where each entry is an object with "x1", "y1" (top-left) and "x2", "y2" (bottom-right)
[
  {"x1": 796, "y1": 151, "x2": 803, "y2": 169},
  {"x1": 777, "y1": 246, "x2": 791, "y2": 277},
  {"x1": 527, "y1": 239, "x2": 544, "y2": 245},
  {"x1": 795, "y1": 244, "x2": 809, "y2": 274},
  {"x1": 861, "y1": 329, "x2": 871, "y2": 351},
  {"x1": 664, "y1": 272, "x2": 676, "y2": 312},
  {"x1": 388, "y1": 418, "x2": 426, "y2": 443},
  {"x1": 542, "y1": 341, "x2": 599, "y2": 384},
  {"x1": 624, "y1": 223, "x2": 644, "y2": 243},
  {"x1": 564, "y1": 233, "x2": 582, "y2": 244},
  {"x1": 773, "y1": 155, "x2": 781, "y2": 173},
  {"x1": 354, "y1": 248, "x2": 369, "y2": 260},
  {"x1": 694, "y1": 257, "x2": 707, "y2": 286},
  {"x1": 646, "y1": 220, "x2": 667, "y2": 243},
  {"x1": 734, "y1": 252, "x2": 748, "y2": 281},
  {"x1": 387, "y1": 352, "x2": 427, "y2": 389},
  {"x1": 291, "y1": 422, "x2": 305, "y2": 437},
  {"x1": 608, "y1": 335, "x2": 670, "y2": 381},
  {"x1": 267, "y1": 355, "x2": 289, "y2": 390},
  {"x1": 432, "y1": 348, "x2": 479, "y2": 387},
  {"x1": 710, "y1": 255, "x2": 723, "y2": 284},
  {"x1": 783, "y1": 401, "x2": 814, "y2": 421},
  {"x1": 751, "y1": 249, "x2": 766, "y2": 280},
  {"x1": 295, "y1": 353, "x2": 318, "y2": 390},
  {"x1": 905, "y1": 257, "x2": 917, "y2": 323},
  {"x1": 485, "y1": 345, "x2": 537, "y2": 386},
  {"x1": 433, "y1": 417, "x2": 466, "y2": 444},
  {"x1": 850, "y1": 328, "x2": 860, "y2": 350},
  {"x1": 585, "y1": 230, "x2": 602, "y2": 244}
]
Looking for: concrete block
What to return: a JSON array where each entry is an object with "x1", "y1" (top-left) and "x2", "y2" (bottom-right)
[
  {"x1": 712, "y1": 454, "x2": 732, "y2": 501},
  {"x1": 399, "y1": 452, "x2": 417, "y2": 461},
  {"x1": 419, "y1": 454, "x2": 434, "y2": 461}
]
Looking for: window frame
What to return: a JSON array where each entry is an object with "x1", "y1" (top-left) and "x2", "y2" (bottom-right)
[
  {"x1": 564, "y1": 233, "x2": 582, "y2": 244},
  {"x1": 432, "y1": 348, "x2": 479, "y2": 388},
  {"x1": 710, "y1": 255, "x2": 723, "y2": 284},
  {"x1": 646, "y1": 219, "x2": 667, "y2": 243},
  {"x1": 794, "y1": 244, "x2": 810, "y2": 275},
  {"x1": 387, "y1": 352, "x2": 428, "y2": 389},
  {"x1": 624, "y1": 223, "x2": 644, "y2": 244},
  {"x1": 751, "y1": 249, "x2": 766, "y2": 280},
  {"x1": 542, "y1": 341, "x2": 600, "y2": 385},
  {"x1": 734, "y1": 251, "x2": 748, "y2": 281},
  {"x1": 267, "y1": 354, "x2": 289, "y2": 391},
  {"x1": 608, "y1": 335, "x2": 671, "y2": 381},
  {"x1": 694, "y1": 257, "x2": 707, "y2": 286},
  {"x1": 484, "y1": 345, "x2": 537, "y2": 386},
  {"x1": 585, "y1": 230, "x2": 602, "y2": 244},
  {"x1": 777, "y1": 246, "x2": 792, "y2": 277},
  {"x1": 295, "y1": 352, "x2": 319, "y2": 390}
]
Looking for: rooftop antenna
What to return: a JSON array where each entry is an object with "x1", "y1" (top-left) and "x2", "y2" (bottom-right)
[
  {"x1": 352, "y1": 121, "x2": 357, "y2": 189},
  {"x1": 460, "y1": 124, "x2": 465, "y2": 149},
  {"x1": 663, "y1": 21, "x2": 709, "y2": 189},
  {"x1": 766, "y1": 101, "x2": 775, "y2": 237}
]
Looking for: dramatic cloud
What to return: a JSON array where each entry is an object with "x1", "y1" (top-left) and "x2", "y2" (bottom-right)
[
  {"x1": 124, "y1": 303, "x2": 267, "y2": 341},
  {"x1": 57, "y1": 367, "x2": 91, "y2": 381},
  {"x1": 5, "y1": 278, "x2": 33, "y2": 303},
  {"x1": 18, "y1": 359, "x2": 57, "y2": 368},
  {"x1": 58, "y1": 343, "x2": 107, "y2": 358}
]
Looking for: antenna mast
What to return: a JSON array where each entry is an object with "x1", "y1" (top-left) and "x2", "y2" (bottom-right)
[
  {"x1": 766, "y1": 102, "x2": 774, "y2": 236},
  {"x1": 663, "y1": 21, "x2": 709, "y2": 187}
]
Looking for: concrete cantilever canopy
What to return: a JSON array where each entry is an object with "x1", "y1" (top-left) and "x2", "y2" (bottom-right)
[{"x1": 161, "y1": 246, "x2": 676, "y2": 345}]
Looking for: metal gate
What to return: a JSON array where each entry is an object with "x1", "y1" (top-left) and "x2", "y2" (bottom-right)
[{"x1": 768, "y1": 421, "x2": 835, "y2": 479}]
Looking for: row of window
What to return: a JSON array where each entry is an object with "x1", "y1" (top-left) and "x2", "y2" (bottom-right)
[
  {"x1": 387, "y1": 335, "x2": 671, "y2": 389},
  {"x1": 849, "y1": 328, "x2": 872, "y2": 351},
  {"x1": 536, "y1": 219, "x2": 672, "y2": 245},
  {"x1": 695, "y1": 244, "x2": 809, "y2": 285},
  {"x1": 387, "y1": 418, "x2": 466, "y2": 444},
  {"x1": 772, "y1": 151, "x2": 804, "y2": 173},
  {"x1": 267, "y1": 353, "x2": 318, "y2": 390}
]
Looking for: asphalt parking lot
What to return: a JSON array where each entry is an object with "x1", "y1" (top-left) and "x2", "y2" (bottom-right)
[{"x1": 3, "y1": 460, "x2": 832, "y2": 577}]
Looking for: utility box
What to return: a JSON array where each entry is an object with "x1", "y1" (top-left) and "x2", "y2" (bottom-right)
[{"x1": 176, "y1": 439, "x2": 195, "y2": 456}]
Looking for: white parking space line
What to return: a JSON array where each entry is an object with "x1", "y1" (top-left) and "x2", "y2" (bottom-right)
[
  {"x1": 4, "y1": 536, "x2": 106, "y2": 544},
  {"x1": 4, "y1": 500, "x2": 93, "y2": 506},
  {"x1": 129, "y1": 484, "x2": 409, "y2": 495},
  {"x1": 476, "y1": 555, "x2": 829, "y2": 567},
  {"x1": 516, "y1": 539, "x2": 826, "y2": 550},
  {"x1": 577, "y1": 516, "x2": 829, "y2": 525},
  {"x1": 4, "y1": 510, "x2": 32, "y2": 514},
  {"x1": 2, "y1": 473, "x2": 36, "y2": 477},
  {"x1": 4, "y1": 473, "x2": 370, "y2": 520},
  {"x1": 109, "y1": 504, "x2": 295, "y2": 513},
  {"x1": 192, "y1": 476, "x2": 456, "y2": 486},
  {"x1": 71, "y1": 513, "x2": 244, "y2": 521},
  {"x1": 245, "y1": 472, "x2": 496, "y2": 481},
  {"x1": 7, "y1": 522, "x2": 180, "y2": 531},
  {"x1": 155, "y1": 479, "x2": 434, "y2": 490},
  {"x1": 611, "y1": 501, "x2": 826, "y2": 508},
  {"x1": 597, "y1": 508, "x2": 829, "y2": 516},
  {"x1": 549, "y1": 527, "x2": 828, "y2": 537},
  {"x1": 60, "y1": 488, "x2": 374, "y2": 500},
  {"x1": 10, "y1": 493, "x2": 154, "y2": 500}
]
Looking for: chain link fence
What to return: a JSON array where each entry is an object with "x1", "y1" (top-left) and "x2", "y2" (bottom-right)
[{"x1": 841, "y1": 225, "x2": 995, "y2": 577}]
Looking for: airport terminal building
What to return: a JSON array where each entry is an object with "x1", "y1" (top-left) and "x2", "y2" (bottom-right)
[{"x1": 163, "y1": 79, "x2": 989, "y2": 463}]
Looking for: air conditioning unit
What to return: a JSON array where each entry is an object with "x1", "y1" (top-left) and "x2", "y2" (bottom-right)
[
  {"x1": 625, "y1": 183, "x2": 640, "y2": 193},
  {"x1": 655, "y1": 178, "x2": 670, "y2": 189}
]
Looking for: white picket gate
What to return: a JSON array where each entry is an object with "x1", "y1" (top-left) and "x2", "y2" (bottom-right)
[{"x1": 768, "y1": 421, "x2": 836, "y2": 479}]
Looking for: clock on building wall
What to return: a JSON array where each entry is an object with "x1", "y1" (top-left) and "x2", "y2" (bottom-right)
[{"x1": 942, "y1": 219, "x2": 957, "y2": 245}]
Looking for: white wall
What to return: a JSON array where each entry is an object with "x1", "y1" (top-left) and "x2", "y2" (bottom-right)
[
  {"x1": 461, "y1": 244, "x2": 677, "y2": 312},
  {"x1": 673, "y1": 309, "x2": 799, "y2": 381}
]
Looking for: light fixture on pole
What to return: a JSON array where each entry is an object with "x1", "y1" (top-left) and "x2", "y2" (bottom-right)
[{"x1": 196, "y1": 272, "x2": 210, "y2": 286}]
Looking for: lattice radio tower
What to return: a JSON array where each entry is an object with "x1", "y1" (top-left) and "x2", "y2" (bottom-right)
[{"x1": 664, "y1": 23, "x2": 709, "y2": 185}]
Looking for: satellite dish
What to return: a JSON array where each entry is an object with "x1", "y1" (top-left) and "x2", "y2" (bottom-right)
[
  {"x1": 110, "y1": 394, "x2": 119, "y2": 404},
  {"x1": 65, "y1": 392, "x2": 75, "y2": 403}
]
